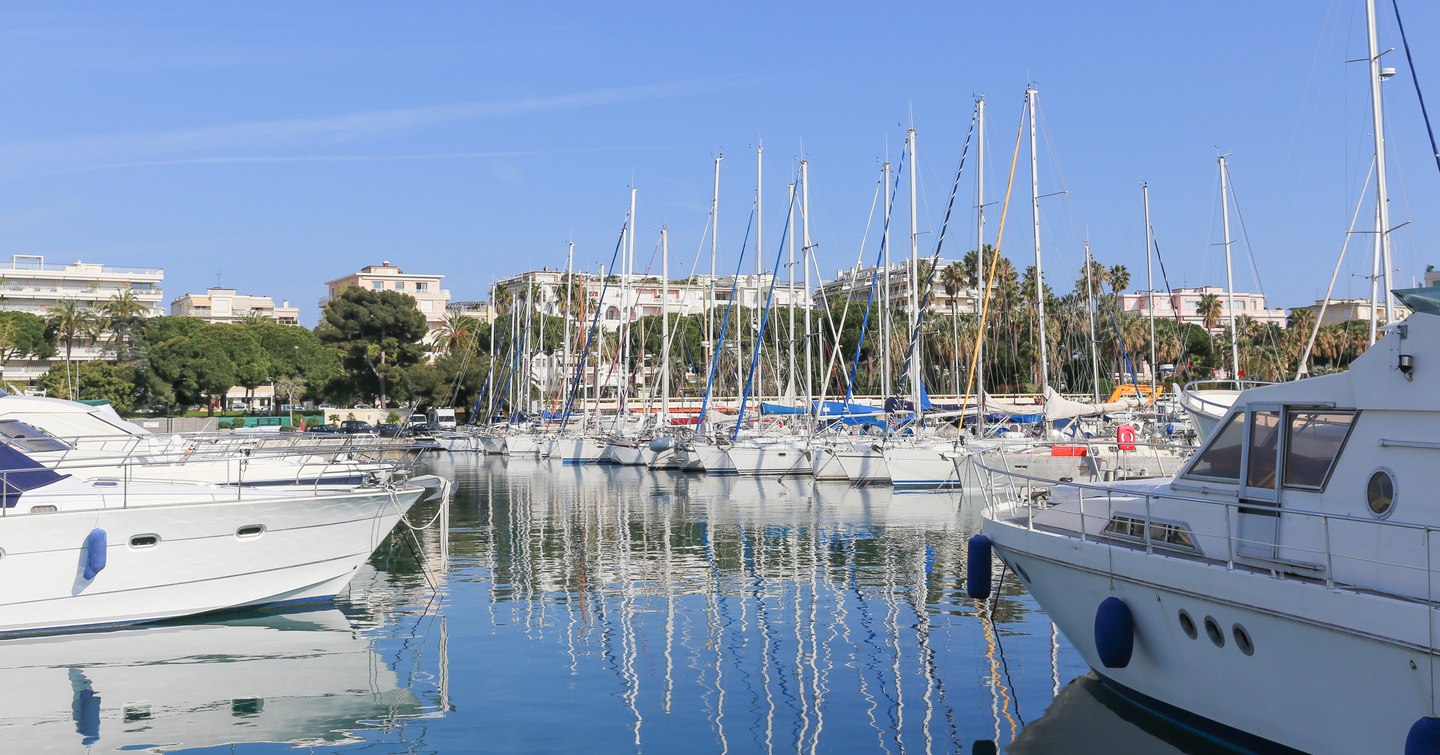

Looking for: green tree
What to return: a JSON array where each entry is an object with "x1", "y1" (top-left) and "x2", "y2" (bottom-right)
[
  {"x1": 149, "y1": 324, "x2": 267, "y2": 414},
  {"x1": 315, "y1": 287, "x2": 428, "y2": 407},
  {"x1": 37, "y1": 361, "x2": 139, "y2": 413},
  {"x1": 0, "y1": 311, "x2": 54, "y2": 372}
]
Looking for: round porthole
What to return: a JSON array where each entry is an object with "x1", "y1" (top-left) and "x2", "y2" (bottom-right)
[
  {"x1": 1178, "y1": 610, "x2": 1197, "y2": 640},
  {"x1": 1204, "y1": 616, "x2": 1225, "y2": 647},
  {"x1": 1232, "y1": 624, "x2": 1254, "y2": 656},
  {"x1": 1366, "y1": 469, "x2": 1396, "y2": 518}
]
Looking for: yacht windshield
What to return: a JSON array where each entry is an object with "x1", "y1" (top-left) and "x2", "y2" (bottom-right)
[
  {"x1": 1184, "y1": 412, "x2": 1244, "y2": 481},
  {"x1": 0, "y1": 420, "x2": 72, "y2": 453}
]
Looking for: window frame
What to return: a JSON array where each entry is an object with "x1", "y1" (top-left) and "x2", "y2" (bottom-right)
[
  {"x1": 1280, "y1": 409, "x2": 1358, "y2": 492},
  {"x1": 1180, "y1": 410, "x2": 1247, "y2": 483}
]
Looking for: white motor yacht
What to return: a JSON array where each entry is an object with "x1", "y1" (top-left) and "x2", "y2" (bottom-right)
[
  {"x1": 973, "y1": 294, "x2": 1440, "y2": 752},
  {"x1": 0, "y1": 442, "x2": 432, "y2": 636}
]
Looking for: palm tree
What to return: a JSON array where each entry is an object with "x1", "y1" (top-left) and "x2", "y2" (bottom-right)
[
  {"x1": 939, "y1": 262, "x2": 968, "y2": 395},
  {"x1": 1194, "y1": 293, "x2": 1224, "y2": 364},
  {"x1": 47, "y1": 300, "x2": 92, "y2": 398},
  {"x1": 433, "y1": 312, "x2": 481, "y2": 356},
  {"x1": 104, "y1": 289, "x2": 147, "y2": 320},
  {"x1": 1108, "y1": 264, "x2": 1131, "y2": 296}
]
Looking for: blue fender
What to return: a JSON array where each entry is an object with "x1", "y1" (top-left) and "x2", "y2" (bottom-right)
[
  {"x1": 967, "y1": 534, "x2": 992, "y2": 600},
  {"x1": 1094, "y1": 596, "x2": 1134, "y2": 668},
  {"x1": 1406, "y1": 716, "x2": 1440, "y2": 755},
  {"x1": 83, "y1": 528, "x2": 107, "y2": 581}
]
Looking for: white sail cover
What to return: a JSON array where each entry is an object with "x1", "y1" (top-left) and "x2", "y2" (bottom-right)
[
  {"x1": 1042, "y1": 387, "x2": 1143, "y2": 420},
  {"x1": 980, "y1": 392, "x2": 1045, "y2": 416}
]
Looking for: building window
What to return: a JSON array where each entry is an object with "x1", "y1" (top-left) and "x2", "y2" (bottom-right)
[
  {"x1": 416, "y1": 282, "x2": 428, "y2": 291},
  {"x1": 372, "y1": 281, "x2": 384, "y2": 291},
  {"x1": 606, "y1": 306, "x2": 620, "y2": 321},
  {"x1": 395, "y1": 281, "x2": 406, "y2": 290}
]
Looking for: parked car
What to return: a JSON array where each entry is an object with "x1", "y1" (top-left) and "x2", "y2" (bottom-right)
[
  {"x1": 306, "y1": 424, "x2": 341, "y2": 434},
  {"x1": 339, "y1": 420, "x2": 374, "y2": 434},
  {"x1": 375, "y1": 423, "x2": 406, "y2": 438}
]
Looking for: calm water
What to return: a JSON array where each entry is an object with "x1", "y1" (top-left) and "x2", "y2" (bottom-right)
[{"x1": 10, "y1": 455, "x2": 1222, "y2": 753}]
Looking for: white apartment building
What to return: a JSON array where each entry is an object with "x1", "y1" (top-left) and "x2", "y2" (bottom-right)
[
  {"x1": 322, "y1": 261, "x2": 451, "y2": 331},
  {"x1": 0, "y1": 254, "x2": 165, "y2": 384},
  {"x1": 1117, "y1": 286, "x2": 1287, "y2": 331},
  {"x1": 492, "y1": 269, "x2": 809, "y2": 330},
  {"x1": 171, "y1": 287, "x2": 300, "y2": 325},
  {"x1": 815, "y1": 259, "x2": 977, "y2": 314}
]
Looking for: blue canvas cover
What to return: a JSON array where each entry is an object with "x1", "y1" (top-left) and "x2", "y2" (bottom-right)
[{"x1": 0, "y1": 443, "x2": 66, "y2": 507}]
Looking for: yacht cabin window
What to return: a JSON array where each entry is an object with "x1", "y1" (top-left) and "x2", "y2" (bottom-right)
[
  {"x1": 1282, "y1": 411, "x2": 1355, "y2": 490},
  {"x1": 0, "y1": 420, "x2": 71, "y2": 453},
  {"x1": 1245, "y1": 411, "x2": 1281, "y2": 489},
  {"x1": 1185, "y1": 412, "x2": 1244, "y2": 481},
  {"x1": 1183, "y1": 407, "x2": 1356, "y2": 492}
]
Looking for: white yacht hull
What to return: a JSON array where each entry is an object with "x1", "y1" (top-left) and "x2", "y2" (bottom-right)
[
  {"x1": 986, "y1": 519, "x2": 1434, "y2": 754},
  {"x1": 600, "y1": 441, "x2": 653, "y2": 466},
  {"x1": 479, "y1": 436, "x2": 506, "y2": 454},
  {"x1": 545, "y1": 436, "x2": 607, "y2": 464},
  {"x1": 884, "y1": 446, "x2": 960, "y2": 490},
  {"x1": 690, "y1": 443, "x2": 735, "y2": 474},
  {"x1": 810, "y1": 444, "x2": 847, "y2": 481},
  {"x1": 0, "y1": 488, "x2": 422, "y2": 636},
  {"x1": 725, "y1": 442, "x2": 807, "y2": 477},
  {"x1": 503, "y1": 435, "x2": 540, "y2": 458},
  {"x1": 836, "y1": 445, "x2": 890, "y2": 486}
]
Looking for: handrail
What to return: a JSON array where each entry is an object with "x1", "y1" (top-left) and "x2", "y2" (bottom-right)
[{"x1": 1178, "y1": 379, "x2": 1275, "y2": 415}]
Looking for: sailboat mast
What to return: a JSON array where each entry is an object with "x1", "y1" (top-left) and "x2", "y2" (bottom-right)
[
  {"x1": 1143, "y1": 182, "x2": 1157, "y2": 397},
  {"x1": 624, "y1": 186, "x2": 637, "y2": 415},
  {"x1": 1365, "y1": 0, "x2": 1395, "y2": 342},
  {"x1": 486, "y1": 281, "x2": 498, "y2": 424},
  {"x1": 882, "y1": 158, "x2": 892, "y2": 404},
  {"x1": 708, "y1": 155, "x2": 721, "y2": 394},
  {"x1": 787, "y1": 180, "x2": 797, "y2": 405},
  {"x1": 751, "y1": 145, "x2": 763, "y2": 408},
  {"x1": 801, "y1": 160, "x2": 814, "y2": 416},
  {"x1": 907, "y1": 127, "x2": 922, "y2": 419},
  {"x1": 975, "y1": 97, "x2": 986, "y2": 436},
  {"x1": 1028, "y1": 86, "x2": 1050, "y2": 396},
  {"x1": 563, "y1": 244, "x2": 573, "y2": 414},
  {"x1": 1084, "y1": 241, "x2": 1101, "y2": 402},
  {"x1": 1219, "y1": 155, "x2": 1241, "y2": 381},
  {"x1": 661, "y1": 226, "x2": 670, "y2": 420}
]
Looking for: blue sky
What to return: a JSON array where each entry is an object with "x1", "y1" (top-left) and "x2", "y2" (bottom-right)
[{"x1": 0, "y1": 1, "x2": 1436, "y2": 324}]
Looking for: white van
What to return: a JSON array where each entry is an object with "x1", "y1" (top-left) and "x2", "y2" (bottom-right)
[{"x1": 428, "y1": 407, "x2": 457, "y2": 430}]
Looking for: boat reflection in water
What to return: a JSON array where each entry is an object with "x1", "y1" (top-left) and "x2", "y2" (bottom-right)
[
  {"x1": 0, "y1": 607, "x2": 435, "y2": 752},
  {"x1": 435, "y1": 454, "x2": 1081, "y2": 753},
  {"x1": 1010, "y1": 673, "x2": 1228, "y2": 755}
]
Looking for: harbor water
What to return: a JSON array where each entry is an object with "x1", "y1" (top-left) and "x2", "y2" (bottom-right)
[{"x1": 8, "y1": 454, "x2": 1221, "y2": 753}]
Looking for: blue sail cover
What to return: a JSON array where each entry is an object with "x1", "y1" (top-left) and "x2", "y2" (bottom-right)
[
  {"x1": 760, "y1": 401, "x2": 885, "y2": 417},
  {"x1": 0, "y1": 443, "x2": 65, "y2": 507}
]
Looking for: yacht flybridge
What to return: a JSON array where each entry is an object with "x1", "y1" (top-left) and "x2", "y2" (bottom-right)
[{"x1": 973, "y1": 290, "x2": 1440, "y2": 752}]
